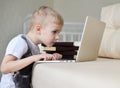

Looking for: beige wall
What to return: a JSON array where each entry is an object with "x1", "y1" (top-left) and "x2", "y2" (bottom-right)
[{"x1": 54, "y1": 0, "x2": 120, "y2": 22}]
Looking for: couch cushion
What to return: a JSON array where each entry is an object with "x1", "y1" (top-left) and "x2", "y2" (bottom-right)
[
  {"x1": 98, "y1": 3, "x2": 120, "y2": 59},
  {"x1": 32, "y1": 58, "x2": 120, "y2": 88}
]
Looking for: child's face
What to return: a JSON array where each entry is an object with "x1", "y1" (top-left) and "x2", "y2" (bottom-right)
[{"x1": 39, "y1": 23, "x2": 62, "y2": 47}]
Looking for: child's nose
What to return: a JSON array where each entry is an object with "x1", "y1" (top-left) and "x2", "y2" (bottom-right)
[{"x1": 55, "y1": 34, "x2": 59, "y2": 40}]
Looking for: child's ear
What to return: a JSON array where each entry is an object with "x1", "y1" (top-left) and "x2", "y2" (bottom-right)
[{"x1": 36, "y1": 25, "x2": 41, "y2": 31}]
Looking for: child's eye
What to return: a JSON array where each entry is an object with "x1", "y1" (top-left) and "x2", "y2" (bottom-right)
[{"x1": 52, "y1": 31, "x2": 57, "y2": 34}]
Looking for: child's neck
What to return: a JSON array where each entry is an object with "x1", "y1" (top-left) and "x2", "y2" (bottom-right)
[{"x1": 26, "y1": 32, "x2": 39, "y2": 45}]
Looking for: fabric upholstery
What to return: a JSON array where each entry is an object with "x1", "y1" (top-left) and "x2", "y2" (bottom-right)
[
  {"x1": 99, "y1": 3, "x2": 120, "y2": 59},
  {"x1": 32, "y1": 58, "x2": 120, "y2": 88}
]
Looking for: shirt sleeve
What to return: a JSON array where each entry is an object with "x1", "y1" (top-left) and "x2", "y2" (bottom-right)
[{"x1": 5, "y1": 35, "x2": 28, "y2": 59}]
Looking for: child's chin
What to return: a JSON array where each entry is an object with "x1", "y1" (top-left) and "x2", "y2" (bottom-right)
[
  {"x1": 42, "y1": 43, "x2": 52, "y2": 47},
  {"x1": 46, "y1": 42, "x2": 55, "y2": 47},
  {"x1": 49, "y1": 44, "x2": 54, "y2": 47}
]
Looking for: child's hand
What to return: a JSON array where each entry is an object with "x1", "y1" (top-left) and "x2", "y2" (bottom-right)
[
  {"x1": 52, "y1": 53, "x2": 62, "y2": 60},
  {"x1": 33, "y1": 53, "x2": 62, "y2": 62},
  {"x1": 33, "y1": 53, "x2": 59, "y2": 61}
]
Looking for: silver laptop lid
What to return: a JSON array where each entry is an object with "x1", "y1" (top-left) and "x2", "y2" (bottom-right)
[{"x1": 76, "y1": 16, "x2": 105, "y2": 62}]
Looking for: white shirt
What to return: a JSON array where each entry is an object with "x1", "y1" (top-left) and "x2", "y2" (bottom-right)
[{"x1": 0, "y1": 34, "x2": 40, "y2": 88}]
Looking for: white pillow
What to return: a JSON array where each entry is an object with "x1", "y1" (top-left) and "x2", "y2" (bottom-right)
[
  {"x1": 99, "y1": 3, "x2": 120, "y2": 59},
  {"x1": 99, "y1": 28, "x2": 120, "y2": 59}
]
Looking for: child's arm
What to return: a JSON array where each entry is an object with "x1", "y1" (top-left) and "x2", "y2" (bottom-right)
[{"x1": 0, "y1": 53, "x2": 60, "y2": 74}]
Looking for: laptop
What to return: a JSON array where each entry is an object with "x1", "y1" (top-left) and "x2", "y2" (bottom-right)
[{"x1": 37, "y1": 16, "x2": 105, "y2": 63}]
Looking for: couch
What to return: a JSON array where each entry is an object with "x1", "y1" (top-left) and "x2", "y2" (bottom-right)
[{"x1": 32, "y1": 3, "x2": 120, "y2": 88}]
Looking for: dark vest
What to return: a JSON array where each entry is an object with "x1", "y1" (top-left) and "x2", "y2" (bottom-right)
[{"x1": 14, "y1": 35, "x2": 36, "y2": 88}]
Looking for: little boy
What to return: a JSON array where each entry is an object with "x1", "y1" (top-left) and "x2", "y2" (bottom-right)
[{"x1": 0, "y1": 6, "x2": 64, "y2": 88}]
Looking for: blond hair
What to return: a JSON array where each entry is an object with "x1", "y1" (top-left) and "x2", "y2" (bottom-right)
[{"x1": 30, "y1": 6, "x2": 64, "y2": 28}]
